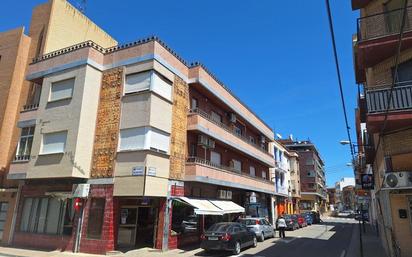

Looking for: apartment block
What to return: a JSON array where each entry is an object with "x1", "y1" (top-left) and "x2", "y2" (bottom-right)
[
  {"x1": 0, "y1": 0, "x2": 116, "y2": 246},
  {"x1": 352, "y1": 0, "x2": 412, "y2": 256},
  {"x1": 280, "y1": 140, "x2": 327, "y2": 212}
]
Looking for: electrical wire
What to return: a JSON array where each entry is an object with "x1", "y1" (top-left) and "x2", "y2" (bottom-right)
[{"x1": 325, "y1": 0, "x2": 355, "y2": 160}]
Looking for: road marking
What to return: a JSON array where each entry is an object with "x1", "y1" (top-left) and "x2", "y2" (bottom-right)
[{"x1": 340, "y1": 249, "x2": 346, "y2": 257}]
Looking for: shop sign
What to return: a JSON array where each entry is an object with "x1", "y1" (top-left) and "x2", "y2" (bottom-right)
[
  {"x1": 250, "y1": 192, "x2": 257, "y2": 203},
  {"x1": 132, "y1": 166, "x2": 144, "y2": 176},
  {"x1": 361, "y1": 174, "x2": 374, "y2": 190}
]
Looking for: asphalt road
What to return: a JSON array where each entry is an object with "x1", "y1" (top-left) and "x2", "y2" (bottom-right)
[{"x1": 191, "y1": 217, "x2": 358, "y2": 257}]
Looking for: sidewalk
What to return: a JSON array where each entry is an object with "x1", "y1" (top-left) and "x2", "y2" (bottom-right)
[{"x1": 346, "y1": 222, "x2": 388, "y2": 257}]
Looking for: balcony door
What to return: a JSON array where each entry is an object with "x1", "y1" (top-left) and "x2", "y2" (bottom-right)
[
  {"x1": 384, "y1": 0, "x2": 409, "y2": 34},
  {"x1": 394, "y1": 59, "x2": 412, "y2": 83}
]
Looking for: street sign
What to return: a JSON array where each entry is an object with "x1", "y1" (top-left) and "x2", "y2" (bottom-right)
[
  {"x1": 132, "y1": 166, "x2": 144, "y2": 176},
  {"x1": 361, "y1": 174, "x2": 374, "y2": 190}
]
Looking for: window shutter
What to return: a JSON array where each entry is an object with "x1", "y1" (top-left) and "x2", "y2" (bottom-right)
[
  {"x1": 151, "y1": 72, "x2": 172, "y2": 100},
  {"x1": 148, "y1": 128, "x2": 170, "y2": 153},
  {"x1": 50, "y1": 78, "x2": 74, "y2": 101},
  {"x1": 119, "y1": 127, "x2": 146, "y2": 151},
  {"x1": 124, "y1": 71, "x2": 151, "y2": 94},
  {"x1": 41, "y1": 131, "x2": 67, "y2": 154}
]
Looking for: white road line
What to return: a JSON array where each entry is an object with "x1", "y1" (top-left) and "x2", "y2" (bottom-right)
[{"x1": 340, "y1": 249, "x2": 346, "y2": 257}]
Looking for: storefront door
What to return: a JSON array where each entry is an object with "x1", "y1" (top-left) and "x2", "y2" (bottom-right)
[{"x1": 117, "y1": 206, "x2": 156, "y2": 249}]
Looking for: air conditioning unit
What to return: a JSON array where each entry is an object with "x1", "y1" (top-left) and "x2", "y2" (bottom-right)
[
  {"x1": 229, "y1": 113, "x2": 236, "y2": 123},
  {"x1": 383, "y1": 172, "x2": 412, "y2": 188},
  {"x1": 198, "y1": 135, "x2": 209, "y2": 146}
]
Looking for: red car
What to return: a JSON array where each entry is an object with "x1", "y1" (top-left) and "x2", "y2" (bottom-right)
[{"x1": 295, "y1": 214, "x2": 307, "y2": 228}]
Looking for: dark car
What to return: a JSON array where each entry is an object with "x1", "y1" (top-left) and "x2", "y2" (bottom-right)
[
  {"x1": 281, "y1": 214, "x2": 299, "y2": 231},
  {"x1": 296, "y1": 214, "x2": 307, "y2": 228},
  {"x1": 200, "y1": 222, "x2": 257, "y2": 255},
  {"x1": 303, "y1": 212, "x2": 313, "y2": 225},
  {"x1": 310, "y1": 211, "x2": 321, "y2": 224}
]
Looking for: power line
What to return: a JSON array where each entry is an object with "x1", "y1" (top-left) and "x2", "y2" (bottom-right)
[{"x1": 325, "y1": 0, "x2": 355, "y2": 159}]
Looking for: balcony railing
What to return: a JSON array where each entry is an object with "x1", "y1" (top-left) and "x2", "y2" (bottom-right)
[
  {"x1": 22, "y1": 103, "x2": 39, "y2": 112},
  {"x1": 366, "y1": 82, "x2": 412, "y2": 113},
  {"x1": 186, "y1": 156, "x2": 272, "y2": 184},
  {"x1": 188, "y1": 108, "x2": 272, "y2": 157},
  {"x1": 13, "y1": 155, "x2": 30, "y2": 162},
  {"x1": 357, "y1": 6, "x2": 412, "y2": 42}
]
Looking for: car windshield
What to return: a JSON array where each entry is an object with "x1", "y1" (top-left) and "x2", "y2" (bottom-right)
[
  {"x1": 239, "y1": 219, "x2": 257, "y2": 225},
  {"x1": 207, "y1": 223, "x2": 231, "y2": 232}
]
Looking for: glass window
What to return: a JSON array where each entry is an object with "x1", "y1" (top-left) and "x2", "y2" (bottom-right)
[
  {"x1": 16, "y1": 126, "x2": 35, "y2": 157},
  {"x1": 45, "y1": 198, "x2": 63, "y2": 234},
  {"x1": 211, "y1": 111, "x2": 222, "y2": 123},
  {"x1": 37, "y1": 198, "x2": 49, "y2": 233},
  {"x1": 87, "y1": 198, "x2": 105, "y2": 239},
  {"x1": 41, "y1": 131, "x2": 67, "y2": 154},
  {"x1": 232, "y1": 159, "x2": 242, "y2": 172},
  {"x1": 0, "y1": 202, "x2": 8, "y2": 239},
  {"x1": 171, "y1": 201, "x2": 198, "y2": 235},
  {"x1": 49, "y1": 78, "x2": 74, "y2": 102},
  {"x1": 250, "y1": 166, "x2": 256, "y2": 177},
  {"x1": 262, "y1": 170, "x2": 267, "y2": 179},
  {"x1": 210, "y1": 151, "x2": 221, "y2": 165},
  {"x1": 191, "y1": 98, "x2": 198, "y2": 110}
]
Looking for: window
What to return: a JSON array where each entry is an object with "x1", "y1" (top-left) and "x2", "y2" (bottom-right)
[
  {"x1": 210, "y1": 151, "x2": 221, "y2": 165},
  {"x1": 232, "y1": 159, "x2": 242, "y2": 172},
  {"x1": 249, "y1": 136, "x2": 255, "y2": 144},
  {"x1": 307, "y1": 170, "x2": 315, "y2": 177},
  {"x1": 249, "y1": 166, "x2": 256, "y2": 177},
  {"x1": 87, "y1": 198, "x2": 105, "y2": 239},
  {"x1": 16, "y1": 126, "x2": 35, "y2": 158},
  {"x1": 124, "y1": 71, "x2": 151, "y2": 94},
  {"x1": 49, "y1": 78, "x2": 74, "y2": 102},
  {"x1": 234, "y1": 126, "x2": 242, "y2": 136},
  {"x1": 19, "y1": 197, "x2": 73, "y2": 235},
  {"x1": 41, "y1": 131, "x2": 67, "y2": 154},
  {"x1": 191, "y1": 98, "x2": 198, "y2": 110},
  {"x1": 119, "y1": 127, "x2": 145, "y2": 151},
  {"x1": 211, "y1": 111, "x2": 222, "y2": 123},
  {"x1": 0, "y1": 202, "x2": 9, "y2": 239},
  {"x1": 119, "y1": 127, "x2": 170, "y2": 153},
  {"x1": 189, "y1": 143, "x2": 197, "y2": 157},
  {"x1": 125, "y1": 71, "x2": 172, "y2": 100},
  {"x1": 262, "y1": 170, "x2": 267, "y2": 179}
]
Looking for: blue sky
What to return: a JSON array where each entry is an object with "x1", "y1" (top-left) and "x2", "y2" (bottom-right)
[{"x1": 1, "y1": 0, "x2": 359, "y2": 187}]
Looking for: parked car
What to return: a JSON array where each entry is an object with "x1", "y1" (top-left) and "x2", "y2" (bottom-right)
[
  {"x1": 280, "y1": 214, "x2": 299, "y2": 231},
  {"x1": 302, "y1": 212, "x2": 313, "y2": 225},
  {"x1": 296, "y1": 214, "x2": 307, "y2": 228},
  {"x1": 310, "y1": 211, "x2": 321, "y2": 224},
  {"x1": 200, "y1": 222, "x2": 257, "y2": 255},
  {"x1": 238, "y1": 218, "x2": 275, "y2": 242}
]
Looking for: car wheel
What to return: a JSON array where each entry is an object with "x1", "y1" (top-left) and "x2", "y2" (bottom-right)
[
  {"x1": 259, "y1": 233, "x2": 265, "y2": 242},
  {"x1": 233, "y1": 241, "x2": 241, "y2": 255},
  {"x1": 253, "y1": 236, "x2": 257, "y2": 247}
]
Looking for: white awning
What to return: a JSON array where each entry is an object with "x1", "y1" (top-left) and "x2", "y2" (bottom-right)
[
  {"x1": 178, "y1": 197, "x2": 223, "y2": 215},
  {"x1": 210, "y1": 200, "x2": 245, "y2": 214}
]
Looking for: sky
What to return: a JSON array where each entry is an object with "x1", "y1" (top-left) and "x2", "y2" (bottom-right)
[{"x1": 1, "y1": 0, "x2": 359, "y2": 187}]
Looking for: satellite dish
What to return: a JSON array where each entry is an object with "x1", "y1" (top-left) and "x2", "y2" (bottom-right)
[{"x1": 386, "y1": 174, "x2": 398, "y2": 187}]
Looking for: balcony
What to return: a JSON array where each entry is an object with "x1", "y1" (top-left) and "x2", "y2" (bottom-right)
[
  {"x1": 185, "y1": 157, "x2": 274, "y2": 194},
  {"x1": 365, "y1": 83, "x2": 412, "y2": 132},
  {"x1": 187, "y1": 109, "x2": 275, "y2": 167},
  {"x1": 356, "y1": 6, "x2": 412, "y2": 68},
  {"x1": 13, "y1": 155, "x2": 30, "y2": 162},
  {"x1": 19, "y1": 103, "x2": 39, "y2": 122}
]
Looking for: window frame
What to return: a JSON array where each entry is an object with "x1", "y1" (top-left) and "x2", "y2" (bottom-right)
[
  {"x1": 16, "y1": 126, "x2": 35, "y2": 158},
  {"x1": 48, "y1": 78, "x2": 75, "y2": 103},
  {"x1": 40, "y1": 130, "x2": 68, "y2": 155}
]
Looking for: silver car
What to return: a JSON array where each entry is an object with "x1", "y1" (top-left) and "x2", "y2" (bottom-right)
[{"x1": 239, "y1": 218, "x2": 275, "y2": 241}]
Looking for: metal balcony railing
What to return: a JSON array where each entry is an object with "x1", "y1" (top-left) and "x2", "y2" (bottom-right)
[
  {"x1": 188, "y1": 108, "x2": 272, "y2": 157},
  {"x1": 186, "y1": 156, "x2": 272, "y2": 184},
  {"x1": 357, "y1": 6, "x2": 412, "y2": 42},
  {"x1": 13, "y1": 155, "x2": 30, "y2": 162},
  {"x1": 22, "y1": 103, "x2": 39, "y2": 112},
  {"x1": 366, "y1": 82, "x2": 412, "y2": 113}
]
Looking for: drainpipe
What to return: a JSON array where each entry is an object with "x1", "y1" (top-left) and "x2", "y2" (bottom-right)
[{"x1": 8, "y1": 182, "x2": 23, "y2": 245}]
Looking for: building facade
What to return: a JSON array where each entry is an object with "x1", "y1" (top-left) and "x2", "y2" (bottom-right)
[
  {"x1": 280, "y1": 140, "x2": 327, "y2": 213},
  {"x1": 272, "y1": 141, "x2": 292, "y2": 217},
  {"x1": 334, "y1": 177, "x2": 355, "y2": 211},
  {"x1": 2, "y1": 1, "x2": 279, "y2": 254},
  {"x1": 0, "y1": 0, "x2": 116, "y2": 245},
  {"x1": 352, "y1": 0, "x2": 412, "y2": 256},
  {"x1": 289, "y1": 150, "x2": 301, "y2": 214}
]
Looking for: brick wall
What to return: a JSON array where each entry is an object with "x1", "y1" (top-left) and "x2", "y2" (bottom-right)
[{"x1": 79, "y1": 184, "x2": 115, "y2": 254}]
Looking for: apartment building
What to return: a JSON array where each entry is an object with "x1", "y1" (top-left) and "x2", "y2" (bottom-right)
[
  {"x1": 327, "y1": 187, "x2": 336, "y2": 210},
  {"x1": 272, "y1": 140, "x2": 296, "y2": 216},
  {"x1": 334, "y1": 177, "x2": 355, "y2": 211},
  {"x1": 3, "y1": 1, "x2": 277, "y2": 254},
  {"x1": 0, "y1": 0, "x2": 116, "y2": 245},
  {"x1": 280, "y1": 140, "x2": 327, "y2": 212},
  {"x1": 289, "y1": 150, "x2": 301, "y2": 213},
  {"x1": 352, "y1": 0, "x2": 412, "y2": 256}
]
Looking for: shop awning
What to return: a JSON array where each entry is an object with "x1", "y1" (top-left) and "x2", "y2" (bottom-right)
[
  {"x1": 210, "y1": 200, "x2": 245, "y2": 214},
  {"x1": 177, "y1": 197, "x2": 223, "y2": 215}
]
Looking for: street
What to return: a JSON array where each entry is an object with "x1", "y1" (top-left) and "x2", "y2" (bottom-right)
[{"x1": 191, "y1": 217, "x2": 356, "y2": 257}]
